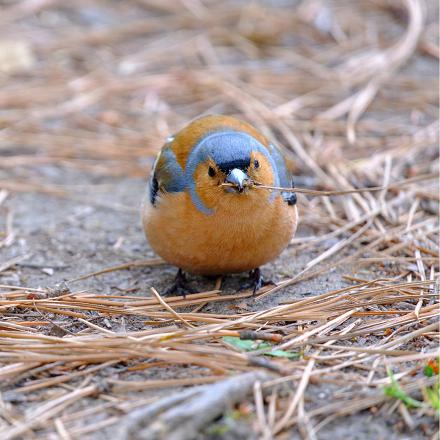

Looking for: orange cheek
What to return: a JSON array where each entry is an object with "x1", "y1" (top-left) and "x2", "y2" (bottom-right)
[
  {"x1": 250, "y1": 152, "x2": 275, "y2": 186},
  {"x1": 193, "y1": 163, "x2": 223, "y2": 210}
]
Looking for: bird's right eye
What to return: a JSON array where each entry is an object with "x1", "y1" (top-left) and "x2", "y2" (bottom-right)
[{"x1": 208, "y1": 166, "x2": 216, "y2": 177}]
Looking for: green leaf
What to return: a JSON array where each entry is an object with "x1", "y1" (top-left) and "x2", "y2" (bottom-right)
[
  {"x1": 222, "y1": 336, "x2": 298, "y2": 359},
  {"x1": 424, "y1": 365, "x2": 434, "y2": 377},
  {"x1": 267, "y1": 350, "x2": 300, "y2": 359},
  {"x1": 206, "y1": 410, "x2": 245, "y2": 436},
  {"x1": 383, "y1": 368, "x2": 424, "y2": 408},
  {"x1": 425, "y1": 382, "x2": 440, "y2": 414},
  {"x1": 222, "y1": 336, "x2": 269, "y2": 351}
]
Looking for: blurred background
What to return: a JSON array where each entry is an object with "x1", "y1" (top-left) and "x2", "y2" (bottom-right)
[
  {"x1": 0, "y1": 0, "x2": 439, "y2": 289},
  {"x1": 0, "y1": 0, "x2": 438, "y2": 184},
  {"x1": 0, "y1": 0, "x2": 438, "y2": 284}
]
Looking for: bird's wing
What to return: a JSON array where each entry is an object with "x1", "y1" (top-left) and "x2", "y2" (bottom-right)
[
  {"x1": 269, "y1": 143, "x2": 297, "y2": 206},
  {"x1": 149, "y1": 142, "x2": 186, "y2": 205}
]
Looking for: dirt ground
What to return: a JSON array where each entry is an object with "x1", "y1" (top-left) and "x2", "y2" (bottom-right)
[
  {"x1": 2, "y1": 173, "x2": 437, "y2": 440},
  {"x1": 0, "y1": 1, "x2": 439, "y2": 439}
]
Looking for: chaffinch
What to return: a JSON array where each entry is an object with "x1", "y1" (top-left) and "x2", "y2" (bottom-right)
[{"x1": 142, "y1": 115, "x2": 298, "y2": 295}]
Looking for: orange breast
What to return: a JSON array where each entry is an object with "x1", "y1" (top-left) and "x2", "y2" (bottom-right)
[{"x1": 142, "y1": 190, "x2": 298, "y2": 276}]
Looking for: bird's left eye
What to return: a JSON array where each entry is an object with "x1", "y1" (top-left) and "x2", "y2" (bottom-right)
[
  {"x1": 254, "y1": 159, "x2": 260, "y2": 169},
  {"x1": 208, "y1": 166, "x2": 216, "y2": 177}
]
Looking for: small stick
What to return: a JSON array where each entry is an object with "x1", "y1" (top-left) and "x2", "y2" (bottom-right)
[
  {"x1": 118, "y1": 371, "x2": 273, "y2": 439},
  {"x1": 221, "y1": 172, "x2": 438, "y2": 197},
  {"x1": 150, "y1": 287, "x2": 195, "y2": 329},
  {"x1": 239, "y1": 330, "x2": 283, "y2": 343}
]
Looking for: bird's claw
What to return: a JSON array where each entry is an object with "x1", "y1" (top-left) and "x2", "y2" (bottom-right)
[
  {"x1": 164, "y1": 269, "x2": 195, "y2": 298},
  {"x1": 239, "y1": 268, "x2": 274, "y2": 296}
]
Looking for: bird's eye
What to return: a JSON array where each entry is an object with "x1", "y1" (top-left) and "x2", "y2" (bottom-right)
[
  {"x1": 208, "y1": 166, "x2": 216, "y2": 177},
  {"x1": 254, "y1": 159, "x2": 260, "y2": 169}
]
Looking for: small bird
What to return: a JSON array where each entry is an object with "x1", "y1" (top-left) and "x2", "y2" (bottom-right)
[{"x1": 142, "y1": 115, "x2": 298, "y2": 295}]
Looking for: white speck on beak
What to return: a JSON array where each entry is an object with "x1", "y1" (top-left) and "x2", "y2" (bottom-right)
[{"x1": 226, "y1": 168, "x2": 249, "y2": 191}]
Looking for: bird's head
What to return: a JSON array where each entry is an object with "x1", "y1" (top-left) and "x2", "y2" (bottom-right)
[
  {"x1": 193, "y1": 142, "x2": 274, "y2": 193},
  {"x1": 154, "y1": 115, "x2": 290, "y2": 215},
  {"x1": 185, "y1": 127, "x2": 279, "y2": 215}
]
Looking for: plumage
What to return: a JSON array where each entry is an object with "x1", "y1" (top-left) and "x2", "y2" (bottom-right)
[{"x1": 142, "y1": 115, "x2": 298, "y2": 284}]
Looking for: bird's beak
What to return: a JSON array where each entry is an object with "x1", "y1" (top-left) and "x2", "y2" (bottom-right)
[{"x1": 225, "y1": 168, "x2": 249, "y2": 192}]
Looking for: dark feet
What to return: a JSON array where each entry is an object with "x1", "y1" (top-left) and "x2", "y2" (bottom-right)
[
  {"x1": 164, "y1": 269, "x2": 195, "y2": 298},
  {"x1": 239, "y1": 268, "x2": 274, "y2": 295}
]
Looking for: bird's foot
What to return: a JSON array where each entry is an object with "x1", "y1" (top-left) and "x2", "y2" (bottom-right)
[
  {"x1": 164, "y1": 269, "x2": 195, "y2": 298},
  {"x1": 239, "y1": 268, "x2": 274, "y2": 295}
]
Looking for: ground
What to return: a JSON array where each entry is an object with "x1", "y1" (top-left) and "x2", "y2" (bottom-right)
[{"x1": 0, "y1": 1, "x2": 438, "y2": 439}]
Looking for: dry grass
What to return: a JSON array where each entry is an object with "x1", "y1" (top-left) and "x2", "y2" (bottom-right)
[{"x1": 0, "y1": 0, "x2": 439, "y2": 438}]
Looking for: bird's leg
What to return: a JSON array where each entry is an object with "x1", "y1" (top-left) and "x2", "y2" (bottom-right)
[
  {"x1": 164, "y1": 268, "x2": 195, "y2": 298},
  {"x1": 239, "y1": 268, "x2": 274, "y2": 295}
]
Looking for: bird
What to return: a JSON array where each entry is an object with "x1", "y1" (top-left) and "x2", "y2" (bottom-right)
[{"x1": 142, "y1": 115, "x2": 298, "y2": 295}]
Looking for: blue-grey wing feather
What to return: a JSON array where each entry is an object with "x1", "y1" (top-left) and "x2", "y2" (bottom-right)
[
  {"x1": 149, "y1": 144, "x2": 186, "y2": 205},
  {"x1": 269, "y1": 143, "x2": 296, "y2": 205}
]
